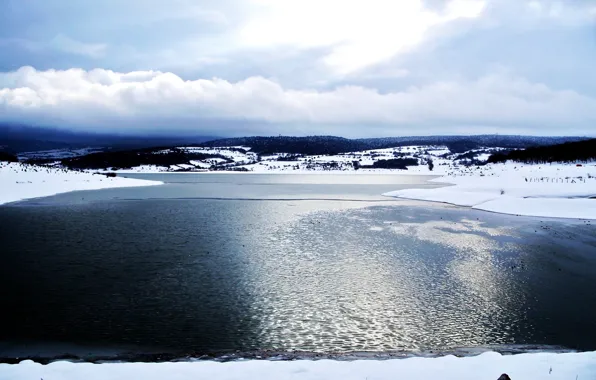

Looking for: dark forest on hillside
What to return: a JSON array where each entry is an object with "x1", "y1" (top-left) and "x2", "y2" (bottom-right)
[
  {"x1": 364, "y1": 158, "x2": 419, "y2": 169},
  {"x1": 0, "y1": 151, "x2": 18, "y2": 162},
  {"x1": 62, "y1": 148, "x2": 228, "y2": 170},
  {"x1": 8, "y1": 133, "x2": 591, "y2": 170},
  {"x1": 202, "y1": 136, "x2": 367, "y2": 155},
  {"x1": 488, "y1": 139, "x2": 596, "y2": 164},
  {"x1": 201, "y1": 135, "x2": 588, "y2": 156}
]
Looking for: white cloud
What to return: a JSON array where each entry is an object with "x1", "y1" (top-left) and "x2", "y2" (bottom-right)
[
  {"x1": 1, "y1": 66, "x2": 595, "y2": 136},
  {"x1": 239, "y1": 0, "x2": 485, "y2": 74}
]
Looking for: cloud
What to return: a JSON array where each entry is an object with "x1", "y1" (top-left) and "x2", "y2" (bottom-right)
[
  {"x1": 0, "y1": 0, "x2": 595, "y2": 137},
  {"x1": 1, "y1": 66, "x2": 595, "y2": 136},
  {"x1": 1, "y1": 0, "x2": 593, "y2": 84},
  {"x1": 239, "y1": 0, "x2": 486, "y2": 74}
]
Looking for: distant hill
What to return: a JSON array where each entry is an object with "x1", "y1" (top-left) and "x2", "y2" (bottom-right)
[
  {"x1": 201, "y1": 136, "x2": 368, "y2": 155},
  {"x1": 61, "y1": 147, "x2": 230, "y2": 170},
  {"x1": 0, "y1": 151, "x2": 18, "y2": 162},
  {"x1": 202, "y1": 135, "x2": 589, "y2": 155},
  {"x1": 356, "y1": 135, "x2": 589, "y2": 153},
  {"x1": 488, "y1": 138, "x2": 596, "y2": 164},
  {"x1": 48, "y1": 134, "x2": 596, "y2": 172},
  {"x1": 4, "y1": 126, "x2": 591, "y2": 168},
  {"x1": 2, "y1": 124, "x2": 588, "y2": 156},
  {"x1": 0, "y1": 124, "x2": 218, "y2": 154}
]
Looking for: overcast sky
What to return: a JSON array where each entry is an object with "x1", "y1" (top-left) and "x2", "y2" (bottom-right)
[{"x1": 1, "y1": 0, "x2": 595, "y2": 137}]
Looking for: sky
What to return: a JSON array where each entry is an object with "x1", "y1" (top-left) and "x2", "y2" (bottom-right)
[{"x1": 0, "y1": 0, "x2": 595, "y2": 137}]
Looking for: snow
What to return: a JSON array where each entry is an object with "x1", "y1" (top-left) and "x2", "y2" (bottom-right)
[
  {"x1": 18, "y1": 144, "x2": 593, "y2": 220},
  {"x1": 0, "y1": 162, "x2": 163, "y2": 205},
  {"x1": 233, "y1": 145, "x2": 455, "y2": 173},
  {"x1": 189, "y1": 160, "x2": 211, "y2": 168},
  {"x1": 91, "y1": 144, "x2": 458, "y2": 173},
  {"x1": 99, "y1": 165, "x2": 170, "y2": 173},
  {"x1": 476, "y1": 153, "x2": 492, "y2": 162},
  {"x1": 1, "y1": 351, "x2": 595, "y2": 380},
  {"x1": 20, "y1": 143, "x2": 593, "y2": 219},
  {"x1": 206, "y1": 157, "x2": 228, "y2": 164},
  {"x1": 179, "y1": 146, "x2": 258, "y2": 164},
  {"x1": 385, "y1": 162, "x2": 596, "y2": 220},
  {"x1": 176, "y1": 164, "x2": 196, "y2": 170},
  {"x1": 478, "y1": 197, "x2": 596, "y2": 219}
]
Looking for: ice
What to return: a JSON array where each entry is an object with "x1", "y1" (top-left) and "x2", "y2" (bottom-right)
[
  {"x1": 0, "y1": 162, "x2": 163, "y2": 205},
  {"x1": 385, "y1": 162, "x2": 596, "y2": 219}
]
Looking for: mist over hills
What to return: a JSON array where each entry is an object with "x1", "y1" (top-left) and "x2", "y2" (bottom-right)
[{"x1": 0, "y1": 124, "x2": 217, "y2": 154}]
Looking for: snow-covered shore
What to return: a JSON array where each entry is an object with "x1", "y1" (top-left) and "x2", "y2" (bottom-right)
[
  {"x1": 107, "y1": 167, "x2": 429, "y2": 175},
  {"x1": 385, "y1": 162, "x2": 596, "y2": 220},
  {"x1": 0, "y1": 162, "x2": 163, "y2": 205},
  {"x1": 5, "y1": 156, "x2": 596, "y2": 220},
  {"x1": 2, "y1": 351, "x2": 595, "y2": 380}
]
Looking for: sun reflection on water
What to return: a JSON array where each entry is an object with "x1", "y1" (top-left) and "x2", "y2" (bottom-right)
[{"x1": 239, "y1": 206, "x2": 529, "y2": 352}]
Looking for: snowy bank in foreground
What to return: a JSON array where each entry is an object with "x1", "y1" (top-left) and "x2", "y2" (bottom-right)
[
  {"x1": 2, "y1": 351, "x2": 595, "y2": 380},
  {"x1": 0, "y1": 162, "x2": 163, "y2": 205},
  {"x1": 384, "y1": 162, "x2": 596, "y2": 219}
]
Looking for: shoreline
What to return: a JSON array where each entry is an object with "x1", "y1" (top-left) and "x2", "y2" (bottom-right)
[
  {"x1": 384, "y1": 162, "x2": 596, "y2": 220},
  {"x1": 2, "y1": 350, "x2": 595, "y2": 380},
  {"x1": 4, "y1": 160, "x2": 595, "y2": 220},
  {"x1": 0, "y1": 344, "x2": 580, "y2": 365},
  {"x1": 0, "y1": 162, "x2": 164, "y2": 206},
  {"x1": 104, "y1": 169, "x2": 440, "y2": 175}
]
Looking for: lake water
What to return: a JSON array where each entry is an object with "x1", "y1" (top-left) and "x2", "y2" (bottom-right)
[{"x1": 1, "y1": 173, "x2": 595, "y2": 362}]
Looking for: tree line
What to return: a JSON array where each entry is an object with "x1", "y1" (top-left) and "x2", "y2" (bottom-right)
[{"x1": 488, "y1": 139, "x2": 596, "y2": 164}]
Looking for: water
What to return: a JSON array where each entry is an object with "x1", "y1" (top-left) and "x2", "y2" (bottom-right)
[{"x1": 1, "y1": 173, "x2": 595, "y2": 362}]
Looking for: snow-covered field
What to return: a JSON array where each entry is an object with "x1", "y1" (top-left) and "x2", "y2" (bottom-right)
[
  {"x1": 2, "y1": 351, "x2": 595, "y2": 380},
  {"x1": 239, "y1": 145, "x2": 455, "y2": 173},
  {"x1": 0, "y1": 162, "x2": 163, "y2": 205},
  {"x1": 103, "y1": 145, "x2": 470, "y2": 174},
  {"x1": 385, "y1": 162, "x2": 596, "y2": 220}
]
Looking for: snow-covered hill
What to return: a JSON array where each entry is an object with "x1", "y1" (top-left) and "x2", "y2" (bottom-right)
[{"x1": 104, "y1": 145, "x2": 499, "y2": 173}]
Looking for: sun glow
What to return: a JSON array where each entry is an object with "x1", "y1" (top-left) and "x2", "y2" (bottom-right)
[{"x1": 240, "y1": 0, "x2": 485, "y2": 73}]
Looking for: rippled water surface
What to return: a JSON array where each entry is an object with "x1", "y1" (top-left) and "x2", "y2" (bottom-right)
[{"x1": 1, "y1": 174, "x2": 595, "y2": 360}]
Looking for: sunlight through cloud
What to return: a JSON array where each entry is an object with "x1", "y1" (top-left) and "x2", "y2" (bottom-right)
[{"x1": 240, "y1": 0, "x2": 485, "y2": 74}]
